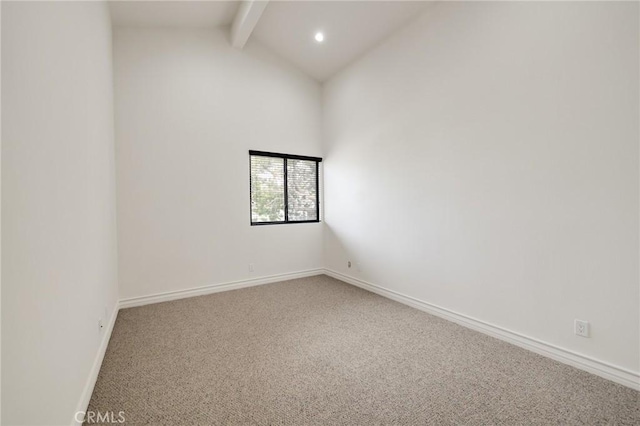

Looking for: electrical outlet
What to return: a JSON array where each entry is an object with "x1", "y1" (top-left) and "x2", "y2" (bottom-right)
[
  {"x1": 249, "y1": 263, "x2": 255, "y2": 272},
  {"x1": 575, "y1": 319, "x2": 590, "y2": 338}
]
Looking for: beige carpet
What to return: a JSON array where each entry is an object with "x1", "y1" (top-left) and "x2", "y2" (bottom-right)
[{"x1": 88, "y1": 275, "x2": 639, "y2": 425}]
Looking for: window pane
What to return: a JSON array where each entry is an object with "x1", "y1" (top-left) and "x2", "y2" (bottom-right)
[
  {"x1": 251, "y1": 156, "x2": 285, "y2": 223},
  {"x1": 287, "y1": 159, "x2": 318, "y2": 221}
]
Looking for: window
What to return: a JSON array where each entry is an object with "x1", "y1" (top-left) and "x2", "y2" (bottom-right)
[{"x1": 250, "y1": 150, "x2": 322, "y2": 225}]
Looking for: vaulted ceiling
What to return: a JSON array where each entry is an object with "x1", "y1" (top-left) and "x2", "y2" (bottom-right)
[{"x1": 109, "y1": 1, "x2": 431, "y2": 82}]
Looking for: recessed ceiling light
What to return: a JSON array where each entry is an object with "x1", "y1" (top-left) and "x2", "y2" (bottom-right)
[{"x1": 315, "y1": 32, "x2": 324, "y2": 43}]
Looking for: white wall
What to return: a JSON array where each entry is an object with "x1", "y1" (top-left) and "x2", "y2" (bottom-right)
[
  {"x1": 113, "y1": 28, "x2": 323, "y2": 300},
  {"x1": 1, "y1": 2, "x2": 118, "y2": 425},
  {"x1": 323, "y1": 2, "x2": 639, "y2": 374},
  {"x1": 0, "y1": 1, "x2": 3, "y2": 420}
]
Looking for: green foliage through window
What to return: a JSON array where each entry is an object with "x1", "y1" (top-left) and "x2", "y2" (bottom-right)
[{"x1": 250, "y1": 152, "x2": 320, "y2": 224}]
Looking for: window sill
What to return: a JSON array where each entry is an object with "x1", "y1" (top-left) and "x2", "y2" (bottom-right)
[{"x1": 251, "y1": 220, "x2": 321, "y2": 226}]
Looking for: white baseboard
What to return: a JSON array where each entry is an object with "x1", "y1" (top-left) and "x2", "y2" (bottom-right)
[
  {"x1": 324, "y1": 269, "x2": 640, "y2": 391},
  {"x1": 72, "y1": 303, "x2": 119, "y2": 426},
  {"x1": 119, "y1": 268, "x2": 325, "y2": 309}
]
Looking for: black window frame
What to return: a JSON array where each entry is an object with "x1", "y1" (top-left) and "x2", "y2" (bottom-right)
[{"x1": 249, "y1": 150, "x2": 322, "y2": 226}]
